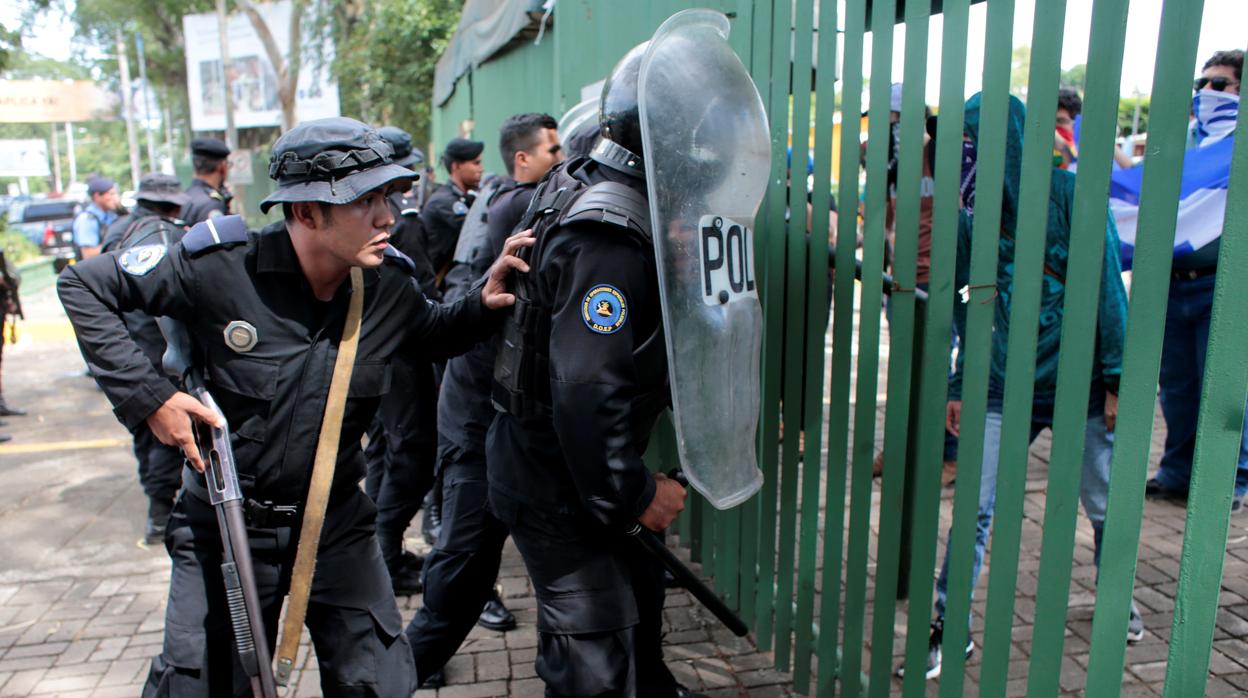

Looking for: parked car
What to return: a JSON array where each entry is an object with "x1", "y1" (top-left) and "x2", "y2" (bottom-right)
[{"x1": 7, "y1": 198, "x2": 83, "y2": 272}]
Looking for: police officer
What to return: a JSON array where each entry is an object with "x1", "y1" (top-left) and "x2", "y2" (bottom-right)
[
  {"x1": 100, "y1": 173, "x2": 191, "y2": 545},
  {"x1": 486, "y1": 47, "x2": 699, "y2": 697},
  {"x1": 181, "y1": 137, "x2": 233, "y2": 225},
  {"x1": 363, "y1": 125, "x2": 441, "y2": 595},
  {"x1": 72, "y1": 175, "x2": 121, "y2": 259},
  {"x1": 421, "y1": 136, "x2": 484, "y2": 286},
  {"x1": 406, "y1": 112, "x2": 563, "y2": 686},
  {"x1": 58, "y1": 117, "x2": 532, "y2": 696}
]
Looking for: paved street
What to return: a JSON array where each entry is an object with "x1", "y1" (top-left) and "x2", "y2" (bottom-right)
[{"x1": 1, "y1": 281, "x2": 1247, "y2": 696}]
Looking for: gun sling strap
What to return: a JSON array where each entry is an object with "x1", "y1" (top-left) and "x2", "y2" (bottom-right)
[{"x1": 274, "y1": 266, "x2": 365, "y2": 686}]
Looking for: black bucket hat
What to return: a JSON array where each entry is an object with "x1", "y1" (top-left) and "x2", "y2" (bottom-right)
[
  {"x1": 377, "y1": 126, "x2": 424, "y2": 169},
  {"x1": 259, "y1": 117, "x2": 418, "y2": 214},
  {"x1": 135, "y1": 172, "x2": 189, "y2": 207}
]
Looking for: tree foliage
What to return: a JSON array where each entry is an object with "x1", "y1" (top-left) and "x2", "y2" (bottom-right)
[
  {"x1": 1118, "y1": 96, "x2": 1149, "y2": 137},
  {"x1": 1060, "y1": 63, "x2": 1087, "y2": 94},
  {"x1": 323, "y1": 0, "x2": 462, "y2": 148}
]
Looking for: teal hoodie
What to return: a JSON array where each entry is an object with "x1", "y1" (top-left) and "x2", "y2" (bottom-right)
[{"x1": 948, "y1": 93, "x2": 1127, "y2": 410}]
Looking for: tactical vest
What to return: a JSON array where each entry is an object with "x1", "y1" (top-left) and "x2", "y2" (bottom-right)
[{"x1": 492, "y1": 157, "x2": 666, "y2": 421}]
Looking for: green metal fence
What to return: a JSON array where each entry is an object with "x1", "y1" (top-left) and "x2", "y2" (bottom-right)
[
  {"x1": 663, "y1": 0, "x2": 1248, "y2": 695},
  {"x1": 434, "y1": 0, "x2": 1246, "y2": 693}
]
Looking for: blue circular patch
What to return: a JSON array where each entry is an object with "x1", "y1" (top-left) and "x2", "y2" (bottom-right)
[{"x1": 582, "y1": 285, "x2": 627, "y2": 334}]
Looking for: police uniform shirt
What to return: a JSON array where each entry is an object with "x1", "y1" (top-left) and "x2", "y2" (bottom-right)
[
  {"x1": 420, "y1": 182, "x2": 476, "y2": 278},
  {"x1": 386, "y1": 191, "x2": 439, "y2": 297},
  {"x1": 488, "y1": 161, "x2": 664, "y2": 529},
  {"x1": 438, "y1": 179, "x2": 536, "y2": 454},
  {"x1": 58, "y1": 219, "x2": 493, "y2": 506},
  {"x1": 181, "y1": 178, "x2": 231, "y2": 226}
]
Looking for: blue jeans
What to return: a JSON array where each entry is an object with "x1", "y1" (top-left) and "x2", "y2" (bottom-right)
[
  {"x1": 1153, "y1": 274, "x2": 1248, "y2": 498},
  {"x1": 934, "y1": 410, "x2": 1114, "y2": 621}
]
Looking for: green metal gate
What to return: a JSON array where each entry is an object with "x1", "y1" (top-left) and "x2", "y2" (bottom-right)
[{"x1": 658, "y1": 0, "x2": 1248, "y2": 695}]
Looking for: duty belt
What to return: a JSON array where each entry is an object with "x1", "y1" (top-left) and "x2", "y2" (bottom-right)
[{"x1": 182, "y1": 466, "x2": 301, "y2": 528}]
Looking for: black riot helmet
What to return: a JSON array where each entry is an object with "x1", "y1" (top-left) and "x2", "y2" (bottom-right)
[{"x1": 594, "y1": 41, "x2": 649, "y2": 178}]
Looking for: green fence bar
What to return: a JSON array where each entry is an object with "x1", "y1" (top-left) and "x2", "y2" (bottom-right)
[
  {"x1": 839, "y1": 0, "x2": 896, "y2": 693},
  {"x1": 1084, "y1": 1, "x2": 1206, "y2": 692},
  {"x1": 792, "y1": 0, "x2": 839, "y2": 688},
  {"x1": 1024, "y1": 0, "x2": 1130, "y2": 693},
  {"x1": 938, "y1": 0, "x2": 1016, "y2": 692},
  {"x1": 898, "y1": 0, "x2": 970, "y2": 694},
  {"x1": 865, "y1": 2, "x2": 931, "y2": 692},
  {"x1": 774, "y1": 0, "x2": 816, "y2": 670},
  {"x1": 1162, "y1": 58, "x2": 1248, "y2": 695},
  {"x1": 816, "y1": 0, "x2": 867, "y2": 691},
  {"x1": 754, "y1": 0, "x2": 794, "y2": 650}
]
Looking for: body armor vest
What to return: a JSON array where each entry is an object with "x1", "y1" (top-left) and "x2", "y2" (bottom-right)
[{"x1": 492, "y1": 157, "x2": 664, "y2": 421}]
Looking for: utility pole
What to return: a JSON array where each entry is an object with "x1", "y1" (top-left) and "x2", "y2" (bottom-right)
[
  {"x1": 48, "y1": 123, "x2": 62, "y2": 193},
  {"x1": 116, "y1": 27, "x2": 142, "y2": 190},
  {"x1": 135, "y1": 32, "x2": 158, "y2": 171},
  {"x1": 64, "y1": 123, "x2": 77, "y2": 185}
]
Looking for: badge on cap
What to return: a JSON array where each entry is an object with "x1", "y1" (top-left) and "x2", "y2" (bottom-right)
[
  {"x1": 118, "y1": 244, "x2": 167, "y2": 276},
  {"x1": 582, "y1": 285, "x2": 627, "y2": 334},
  {"x1": 223, "y1": 320, "x2": 259, "y2": 353}
]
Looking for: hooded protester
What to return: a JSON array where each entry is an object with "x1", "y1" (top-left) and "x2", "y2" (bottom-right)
[{"x1": 898, "y1": 92, "x2": 1134, "y2": 681}]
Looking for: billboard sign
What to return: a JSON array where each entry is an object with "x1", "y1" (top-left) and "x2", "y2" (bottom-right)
[
  {"x1": 183, "y1": 0, "x2": 340, "y2": 131},
  {"x1": 0, "y1": 81, "x2": 116, "y2": 123},
  {"x1": 0, "y1": 140, "x2": 51, "y2": 177}
]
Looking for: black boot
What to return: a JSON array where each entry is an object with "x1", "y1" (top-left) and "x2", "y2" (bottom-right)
[
  {"x1": 421, "y1": 487, "x2": 443, "y2": 546},
  {"x1": 477, "y1": 586, "x2": 517, "y2": 631},
  {"x1": 144, "y1": 495, "x2": 174, "y2": 546},
  {"x1": 0, "y1": 399, "x2": 25, "y2": 417}
]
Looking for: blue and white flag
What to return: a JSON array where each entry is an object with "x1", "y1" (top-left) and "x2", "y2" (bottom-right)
[{"x1": 1109, "y1": 90, "x2": 1238, "y2": 269}]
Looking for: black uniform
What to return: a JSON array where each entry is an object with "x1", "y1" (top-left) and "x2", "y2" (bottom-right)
[
  {"x1": 419, "y1": 182, "x2": 475, "y2": 283},
  {"x1": 181, "y1": 178, "x2": 232, "y2": 225},
  {"x1": 485, "y1": 157, "x2": 679, "y2": 697},
  {"x1": 405, "y1": 177, "x2": 533, "y2": 678},
  {"x1": 362, "y1": 191, "x2": 441, "y2": 577},
  {"x1": 100, "y1": 206, "x2": 187, "y2": 513},
  {"x1": 58, "y1": 216, "x2": 494, "y2": 697}
]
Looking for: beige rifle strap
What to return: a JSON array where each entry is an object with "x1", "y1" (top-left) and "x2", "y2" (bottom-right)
[{"x1": 274, "y1": 266, "x2": 365, "y2": 686}]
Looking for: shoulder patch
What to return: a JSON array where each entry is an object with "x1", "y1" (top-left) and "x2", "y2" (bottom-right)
[
  {"x1": 117, "y1": 244, "x2": 167, "y2": 276},
  {"x1": 582, "y1": 284, "x2": 628, "y2": 334},
  {"x1": 208, "y1": 190, "x2": 224, "y2": 201},
  {"x1": 183, "y1": 215, "x2": 249, "y2": 256},
  {"x1": 452, "y1": 200, "x2": 470, "y2": 216},
  {"x1": 383, "y1": 245, "x2": 416, "y2": 275}
]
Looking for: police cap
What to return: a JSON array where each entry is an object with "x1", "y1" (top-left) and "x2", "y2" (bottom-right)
[
  {"x1": 86, "y1": 175, "x2": 115, "y2": 196},
  {"x1": 259, "y1": 117, "x2": 418, "y2": 214},
  {"x1": 191, "y1": 137, "x2": 231, "y2": 159},
  {"x1": 135, "y1": 172, "x2": 190, "y2": 207},
  {"x1": 378, "y1": 126, "x2": 424, "y2": 169},
  {"x1": 439, "y1": 137, "x2": 484, "y2": 169}
]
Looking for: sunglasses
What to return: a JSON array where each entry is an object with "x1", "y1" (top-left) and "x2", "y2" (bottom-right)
[{"x1": 1194, "y1": 76, "x2": 1239, "y2": 92}]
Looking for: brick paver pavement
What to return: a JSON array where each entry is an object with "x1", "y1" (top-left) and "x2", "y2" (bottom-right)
[{"x1": 2, "y1": 286, "x2": 1245, "y2": 696}]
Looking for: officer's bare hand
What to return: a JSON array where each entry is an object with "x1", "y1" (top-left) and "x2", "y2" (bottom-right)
[
  {"x1": 1104, "y1": 391, "x2": 1118, "y2": 432},
  {"x1": 640, "y1": 472, "x2": 687, "y2": 532},
  {"x1": 946, "y1": 400, "x2": 962, "y2": 438},
  {"x1": 145, "y1": 392, "x2": 223, "y2": 473},
  {"x1": 482, "y1": 229, "x2": 537, "y2": 310}
]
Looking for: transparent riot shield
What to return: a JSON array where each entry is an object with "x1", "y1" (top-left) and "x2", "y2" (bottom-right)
[
  {"x1": 557, "y1": 97, "x2": 598, "y2": 144},
  {"x1": 638, "y1": 9, "x2": 770, "y2": 509}
]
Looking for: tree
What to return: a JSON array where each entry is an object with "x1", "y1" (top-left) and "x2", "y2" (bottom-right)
[
  {"x1": 1060, "y1": 63, "x2": 1087, "y2": 94},
  {"x1": 235, "y1": 0, "x2": 305, "y2": 132},
  {"x1": 1118, "y1": 96, "x2": 1149, "y2": 137},
  {"x1": 1009, "y1": 45, "x2": 1031, "y2": 98}
]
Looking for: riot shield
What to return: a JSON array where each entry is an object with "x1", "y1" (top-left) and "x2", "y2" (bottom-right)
[
  {"x1": 557, "y1": 97, "x2": 598, "y2": 144},
  {"x1": 638, "y1": 9, "x2": 770, "y2": 509}
]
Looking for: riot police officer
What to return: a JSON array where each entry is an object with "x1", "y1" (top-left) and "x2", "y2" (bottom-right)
[
  {"x1": 406, "y1": 112, "x2": 563, "y2": 686},
  {"x1": 485, "y1": 46, "x2": 696, "y2": 697},
  {"x1": 100, "y1": 172, "x2": 191, "y2": 545},
  {"x1": 364, "y1": 125, "x2": 441, "y2": 595},
  {"x1": 421, "y1": 136, "x2": 484, "y2": 286},
  {"x1": 58, "y1": 117, "x2": 532, "y2": 696},
  {"x1": 181, "y1": 137, "x2": 233, "y2": 225}
]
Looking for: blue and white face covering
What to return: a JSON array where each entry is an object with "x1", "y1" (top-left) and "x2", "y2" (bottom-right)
[{"x1": 1193, "y1": 89, "x2": 1239, "y2": 146}]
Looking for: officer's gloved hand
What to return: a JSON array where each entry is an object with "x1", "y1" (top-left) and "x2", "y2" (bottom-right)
[{"x1": 639, "y1": 472, "x2": 687, "y2": 532}]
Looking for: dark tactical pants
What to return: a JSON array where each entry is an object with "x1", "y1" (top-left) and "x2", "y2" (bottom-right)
[
  {"x1": 142, "y1": 480, "x2": 416, "y2": 697},
  {"x1": 363, "y1": 357, "x2": 439, "y2": 565},
  {"x1": 132, "y1": 426, "x2": 183, "y2": 500},
  {"x1": 488, "y1": 490, "x2": 681, "y2": 698},
  {"x1": 404, "y1": 442, "x2": 509, "y2": 682}
]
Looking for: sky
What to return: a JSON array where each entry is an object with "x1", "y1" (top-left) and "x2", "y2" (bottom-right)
[
  {"x1": 862, "y1": 0, "x2": 1248, "y2": 103},
  {"x1": 5, "y1": 0, "x2": 1247, "y2": 101}
]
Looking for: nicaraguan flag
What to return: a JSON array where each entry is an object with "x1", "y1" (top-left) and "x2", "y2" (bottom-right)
[{"x1": 1109, "y1": 90, "x2": 1237, "y2": 269}]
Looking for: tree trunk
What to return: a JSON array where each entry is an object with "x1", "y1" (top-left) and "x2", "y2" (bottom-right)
[{"x1": 235, "y1": 0, "x2": 304, "y2": 132}]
